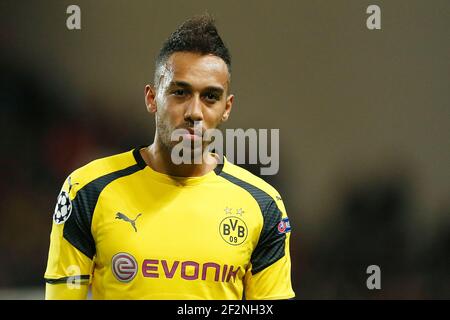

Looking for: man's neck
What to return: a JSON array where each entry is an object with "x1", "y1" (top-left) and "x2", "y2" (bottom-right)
[{"x1": 140, "y1": 143, "x2": 218, "y2": 177}]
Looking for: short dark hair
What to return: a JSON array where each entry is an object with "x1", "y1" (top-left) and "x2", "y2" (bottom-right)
[{"x1": 154, "y1": 14, "x2": 231, "y2": 85}]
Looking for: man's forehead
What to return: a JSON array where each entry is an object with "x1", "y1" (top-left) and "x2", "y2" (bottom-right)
[{"x1": 162, "y1": 52, "x2": 229, "y2": 89}]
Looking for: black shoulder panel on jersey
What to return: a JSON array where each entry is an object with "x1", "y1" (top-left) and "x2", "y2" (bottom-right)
[
  {"x1": 63, "y1": 163, "x2": 144, "y2": 259},
  {"x1": 218, "y1": 171, "x2": 286, "y2": 274}
]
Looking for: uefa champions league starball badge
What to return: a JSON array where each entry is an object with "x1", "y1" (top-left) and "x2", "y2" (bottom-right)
[{"x1": 53, "y1": 190, "x2": 72, "y2": 224}]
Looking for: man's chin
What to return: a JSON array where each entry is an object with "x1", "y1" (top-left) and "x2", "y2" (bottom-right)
[{"x1": 168, "y1": 142, "x2": 213, "y2": 165}]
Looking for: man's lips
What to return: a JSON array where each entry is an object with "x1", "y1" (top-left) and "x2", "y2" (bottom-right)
[
  {"x1": 174, "y1": 127, "x2": 203, "y2": 141},
  {"x1": 184, "y1": 127, "x2": 203, "y2": 137}
]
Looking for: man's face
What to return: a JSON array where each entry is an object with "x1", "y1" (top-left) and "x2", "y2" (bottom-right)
[{"x1": 145, "y1": 52, "x2": 233, "y2": 152}]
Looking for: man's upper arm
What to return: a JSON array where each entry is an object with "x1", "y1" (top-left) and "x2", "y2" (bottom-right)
[
  {"x1": 244, "y1": 198, "x2": 295, "y2": 300},
  {"x1": 44, "y1": 176, "x2": 94, "y2": 300}
]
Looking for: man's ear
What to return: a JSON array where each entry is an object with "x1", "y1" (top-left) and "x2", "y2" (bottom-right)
[
  {"x1": 145, "y1": 85, "x2": 157, "y2": 113},
  {"x1": 221, "y1": 94, "x2": 234, "y2": 122}
]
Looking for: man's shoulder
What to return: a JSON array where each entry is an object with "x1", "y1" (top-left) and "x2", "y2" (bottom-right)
[
  {"x1": 65, "y1": 148, "x2": 138, "y2": 190},
  {"x1": 221, "y1": 160, "x2": 282, "y2": 203}
]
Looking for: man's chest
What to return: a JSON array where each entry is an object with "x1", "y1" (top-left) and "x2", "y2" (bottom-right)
[{"x1": 91, "y1": 184, "x2": 262, "y2": 279}]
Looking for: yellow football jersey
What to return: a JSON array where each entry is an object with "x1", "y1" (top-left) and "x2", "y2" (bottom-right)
[{"x1": 44, "y1": 147, "x2": 295, "y2": 300}]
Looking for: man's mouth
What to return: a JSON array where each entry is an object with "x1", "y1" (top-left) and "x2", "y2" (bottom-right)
[{"x1": 183, "y1": 127, "x2": 203, "y2": 140}]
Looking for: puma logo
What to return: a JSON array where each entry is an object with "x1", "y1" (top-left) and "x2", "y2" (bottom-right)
[{"x1": 115, "y1": 212, "x2": 142, "y2": 232}]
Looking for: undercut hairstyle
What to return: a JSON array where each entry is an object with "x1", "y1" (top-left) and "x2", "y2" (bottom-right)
[{"x1": 154, "y1": 14, "x2": 231, "y2": 86}]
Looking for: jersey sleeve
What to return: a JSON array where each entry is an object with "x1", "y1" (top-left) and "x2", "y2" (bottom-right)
[
  {"x1": 244, "y1": 196, "x2": 295, "y2": 300},
  {"x1": 44, "y1": 176, "x2": 95, "y2": 300}
]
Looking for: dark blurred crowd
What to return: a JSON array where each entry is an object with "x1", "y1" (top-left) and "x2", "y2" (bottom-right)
[
  {"x1": 296, "y1": 174, "x2": 450, "y2": 299},
  {"x1": 0, "y1": 54, "x2": 147, "y2": 287},
  {"x1": 0, "y1": 54, "x2": 448, "y2": 299}
]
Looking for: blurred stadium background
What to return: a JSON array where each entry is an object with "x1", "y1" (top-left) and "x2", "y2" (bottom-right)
[{"x1": 0, "y1": 0, "x2": 449, "y2": 299}]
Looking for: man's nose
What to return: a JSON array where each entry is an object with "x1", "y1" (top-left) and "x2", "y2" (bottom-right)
[{"x1": 184, "y1": 95, "x2": 204, "y2": 122}]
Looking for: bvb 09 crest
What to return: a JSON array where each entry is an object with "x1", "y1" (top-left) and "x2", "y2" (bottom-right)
[{"x1": 219, "y1": 207, "x2": 248, "y2": 246}]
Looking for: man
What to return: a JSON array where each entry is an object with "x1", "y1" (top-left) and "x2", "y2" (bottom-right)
[{"x1": 44, "y1": 14, "x2": 295, "y2": 300}]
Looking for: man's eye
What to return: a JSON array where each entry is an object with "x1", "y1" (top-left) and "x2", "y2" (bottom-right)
[
  {"x1": 172, "y1": 89, "x2": 185, "y2": 96},
  {"x1": 205, "y1": 93, "x2": 219, "y2": 101}
]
